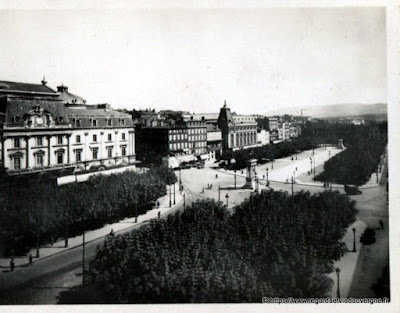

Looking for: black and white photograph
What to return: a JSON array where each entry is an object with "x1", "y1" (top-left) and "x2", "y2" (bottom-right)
[{"x1": 0, "y1": 0, "x2": 398, "y2": 311}]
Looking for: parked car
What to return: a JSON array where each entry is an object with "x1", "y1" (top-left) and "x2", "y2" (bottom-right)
[
  {"x1": 344, "y1": 185, "x2": 362, "y2": 195},
  {"x1": 360, "y1": 228, "x2": 376, "y2": 245},
  {"x1": 197, "y1": 164, "x2": 205, "y2": 169}
]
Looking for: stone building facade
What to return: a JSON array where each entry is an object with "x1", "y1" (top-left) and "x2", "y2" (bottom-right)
[
  {"x1": 0, "y1": 80, "x2": 135, "y2": 175},
  {"x1": 217, "y1": 101, "x2": 259, "y2": 152}
]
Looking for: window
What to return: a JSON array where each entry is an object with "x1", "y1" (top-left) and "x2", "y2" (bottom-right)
[
  {"x1": 92, "y1": 119, "x2": 98, "y2": 127},
  {"x1": 57, "y1": 152, "x2": 63, "y2": 164},
  {"x1": 14, "y1": 157, "x2": 21, "y2": 170},
  {"x1": 122, "y1": 133, "x2": 126, "y2": 140},
  {"x1": 108, "y1": 134, "x2": 112, "y2": 141},
  {"x1": 58, "y1": 135, "x2": 63, "y2": 145},
  {"x1": 36, "y1": 137, "x2": 43, "y2": 146},
  {"x1": 76, "y1": 150, "x2": 81, "y2": 162},
  {"x1": 76, "y1": 119, "x2": 81, "y2": 127},
  {"x1": 36, "y1": 154, "x2": 43, "y2": 167},
  {"x1": 107, "y1": 119, "x2": 112, "y2": 126},
  {"x1": 76, "y1": 135, "x2": 81, "y2": 143},
  {"x1": 14, "y1": 138, "x2": 20, "y2": 148},
  {"x1": 107, "y1": 147, "x2": 113, "y2": 158},
  {"x1": 92, "y1": 148, "x2": 98, "y2": 160},
  {"x1": 93, "y1": 134, "x2": 97, "y2": 142},
  {"x1": 120, "y1": 119, "x2": 125, "y2": 126}
]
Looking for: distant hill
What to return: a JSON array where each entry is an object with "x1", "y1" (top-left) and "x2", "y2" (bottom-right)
[{"x1": 264, "y1": 103, "x2": 387, "y2": 118}]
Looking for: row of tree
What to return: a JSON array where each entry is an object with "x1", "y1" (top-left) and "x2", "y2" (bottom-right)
[
  {"x1": 60, "y1": 189, "x2": 358, "y2": 303},
  {"x1": 220, "y1": 137, "x2": 318, "y2": 170},
  {"x1": 315, "y1": 137, "x2": 386, "y2": 186},
  {"x1": 0, "y1": 167, "x2": 177, "y2": 256}
]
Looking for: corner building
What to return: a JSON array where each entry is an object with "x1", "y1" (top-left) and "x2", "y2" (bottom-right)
[
  {"x1": 217, "y1": 101, "x2": 259, "y2": 152},
  {"x1": 0, "y1": 80, "x2": 135, "y2": 175}
]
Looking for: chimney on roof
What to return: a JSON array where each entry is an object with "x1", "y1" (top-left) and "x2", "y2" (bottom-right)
[{"x1": 41, "y1": 76, "x2": 47, "y2": 85}]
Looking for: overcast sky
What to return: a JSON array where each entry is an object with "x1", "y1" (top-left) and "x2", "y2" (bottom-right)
[{"x1": 0, "y1": 7, "x2": 386, "y2": 114}]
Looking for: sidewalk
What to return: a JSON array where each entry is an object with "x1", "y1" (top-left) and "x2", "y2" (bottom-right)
[
  {"x1": 0, "y1": 182, "x2": 182, "y2": 269},
  {"x1": 328, "y1": 220, "x2": 368, "y2": 298}
]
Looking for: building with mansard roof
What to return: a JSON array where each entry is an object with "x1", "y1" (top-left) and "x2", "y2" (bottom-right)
[
  {"x1": 0, "y1": 79, "x2": 135, "y2": 175},
  {"x1": 217, "y1": 101, "x2": 260, "y2": 152}
]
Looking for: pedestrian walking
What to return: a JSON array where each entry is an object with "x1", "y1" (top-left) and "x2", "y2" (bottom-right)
[
  {"x1": 110, "y1": 229, "x2": 114, "y2": 236},
  {"x1": 10, "y1": 258, "x2": 15, "y2": 272},
  {"x1": 156, "y1": 201, "x2": 160, "y2": 208},
  {"x1": 215, "y1": 174, "x2": 218, "y2": 179},
  {"x1": 158, "y1": 211, "x2": 161, "y2": 219},
  {"x1": 28, "y1": 254, "x2": 33, "y2": 266},
  {"x1": 379, "y1": 219, "x2": 384, "y2": 230}
]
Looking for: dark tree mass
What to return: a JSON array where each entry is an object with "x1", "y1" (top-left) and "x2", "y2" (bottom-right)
[
  {"x1": 0, "y1": 167, "x2": 177, "y2": 256},
  {"x1": 61, "y1": 189, "x2": 357, "y2": 303},
  {"x1": 315, "y1": 138, "x2": 386, "y2": 186}
]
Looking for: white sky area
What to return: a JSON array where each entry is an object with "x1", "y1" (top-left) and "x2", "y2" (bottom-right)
[{"x1": 0, "y1": 7, "x2": 386, "y2": 115}]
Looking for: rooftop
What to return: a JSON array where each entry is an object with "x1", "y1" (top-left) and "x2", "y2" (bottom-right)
[{"x1": 0, "y1": 80, "x2": 57, "y2": 95}]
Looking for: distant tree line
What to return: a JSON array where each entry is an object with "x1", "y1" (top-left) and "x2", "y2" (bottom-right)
[
  {"x1": 59, "y1": 189, "x2": 357, "y2": 303},
  {"x1": 0, "y1": 168, "x2": 176, "y2": 256},
  {"x1": 220, "y1": 137, "x2": 318, "y2": 170},
  {"x1": 315, "y1": 137, "x2": 386, "y2": 186}
]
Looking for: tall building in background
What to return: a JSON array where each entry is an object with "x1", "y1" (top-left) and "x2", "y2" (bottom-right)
[
  {"x1": 0, "y1": 79, "x2": 135, "y2": 175},
  {"x1": 217, "y1": 101, "x2": 259, "y2": 152}
]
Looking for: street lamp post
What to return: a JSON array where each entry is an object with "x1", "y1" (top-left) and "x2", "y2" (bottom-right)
[
  {"x1": 266, "y1": 167, "x2": 269, "y2": 183},
  {"x1": 82, "y1": 216, "x2": 86, "y2": 286},
  {"x1": 169, "y1": 184, "x2": 171, "y2": 208},
  {"x1": 218, "y1": 185, "x2": 221, "y2": 202},
  {"x1": 225, "y1": 193, "x2": 229, "y2": 206},
  {"x1": 183, "y1": 193, "x2": 186, "y2": 211},
  {"x1": 310, "y1": 157, "x2": 312, "y2": 174},
  {"x1": 352, "y1": 227, "x2": 356, "y2": 252},
  {"x1": 329, "y1": 150, "x2": 331, "y2": 159},
  {"x1": 271, "y1": 159, "x2": 274, "y2": 169},
  {"x1": 336, "y1": 268, "x2": 341, "y2": 298},
  {"x1": 135, "y1": 199, "x2": 138, "y2": 223},
  {"x1": 65, "y1": 212, "x2": 69, "y2": 248},
  {"x1": 173, "y1": 183, "x2": 176, "y2": 205},
  {"x1": 179, "y1": 167, "x2": 182, "y2": 193},
  {"x1": 313, "y1": 155, "x2": 316, "y2": 179},
  {"x1": 231, "y1": 158, "x2": 237, "y2": 189},
  {"x1": 36, "y1": 214, "x2": 40, "y2": 258},
  {"x1": 255, "y1": 172, "x2": 258, "y2": 193}
]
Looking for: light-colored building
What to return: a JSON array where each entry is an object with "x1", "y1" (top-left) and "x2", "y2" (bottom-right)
[
  {"x1": 217, "y1": 101, "x2": 259, "y2": 152},
  {"x1": 0, "y1": 80, "x2": 135, "y2": 175},
  {"x1": 257, "y1": 129, "x2": 270, "y2": 146},
  {"x1": 282, "y1": 122, "x2": 290, "y2": 140}
]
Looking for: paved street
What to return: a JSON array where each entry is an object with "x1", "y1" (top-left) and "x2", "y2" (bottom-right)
[
  {"x1": 0, "y1": 183, "x2": 184, "y2": 304},
  {"x1": 0, "y1": 146, "x2": 389, "y2": 303}
]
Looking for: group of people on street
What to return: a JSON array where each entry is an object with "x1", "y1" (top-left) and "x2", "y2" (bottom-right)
[{"x1": 9, "y1": 253, "x2": 33, "y2": 272}]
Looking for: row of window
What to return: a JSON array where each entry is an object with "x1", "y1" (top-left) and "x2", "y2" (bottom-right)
[
  {"x1": 169, "y1": 134, "x2": 188, "y2": 141},
  {"x1": 12, "y1": 133, "x2": 128, "y2": 148},
  {"x1": 170, "y1": 142, "x2": 189, "y2": 151},
  {"x1": 189, "y1": 134, "x2": 206, "y2": 141},
  {"x1": 230, "y1": 132, "x2": 257, "y2": 147},
  {"x1": 188, "y1": 128, "x2": 206, "y2": 135},
  {"x1": 72, "y1": 118, "x2": 126, "y2": 127},
  {"x1": 194, "y1": 141, "x2": 206, "y2": 148},
  {"x1": 237, "y1": 126, "x2": 257, "y2": 132},
  {"x1": 12, "y1": 146, "x2": 128, "y2": 170}
]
